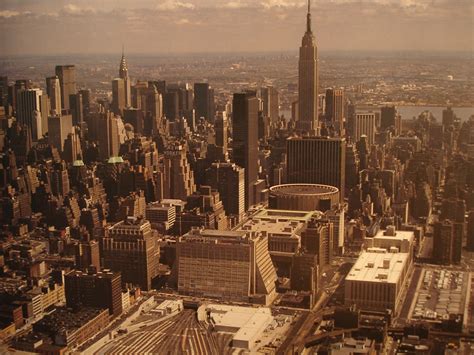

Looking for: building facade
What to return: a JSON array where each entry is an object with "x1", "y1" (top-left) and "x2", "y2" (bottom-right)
[
  {"x1": 287, "y1": 136, "x2": 346, "y2": 200},
  {"x1": 177, "y1": 228, "x2": 277, "y2": 305}
]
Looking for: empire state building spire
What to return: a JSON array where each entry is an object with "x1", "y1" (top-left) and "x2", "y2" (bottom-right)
[
  {"x1": 306, "y1": 0, "x2": 312, "y2": 33},
  {"x1": 297, "y1": 0, "x2": 319, "y2": 134}
]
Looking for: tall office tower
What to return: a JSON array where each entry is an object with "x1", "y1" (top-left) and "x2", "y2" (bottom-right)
[
  {"x1": 287, "y1": 136, "x2": 346, "y2": 200},
  {"x1": 144, "y1": 86, "x2": 163, "y2": 134},
  {"x1": 206, "y1": 162, "x2": 245, "y2": 220},
  {"x1": 325, "y1": 88, "x2": 344, "y2": 129},
  {"x1": 112, "y1": 78, "x2": 126, "y2": 116},
  {"x1": 163, "y1": 91, "x2": 179, "y2": 121},
  {"x1": 355, "y1": 112, "x2": 376, "y2": 146},
  {"x1": 39, "y1": 94, "x2": 50, "y2": 135},
  {"x1": 65, "y1": 270, "x2": 123, "y2": 317},
  {"x1": 63, "y1": 128, "x2": 83, "y2": 163},
  {"x1": 79, "y1": 89, "x2": 91, "y2": 118},
  {"x1": 118, "y1": 48, "x2": 131, "y2": 107},
  {"x1": 260, "y1": 86, "x2": 279, "y2": 126},
  {"x1": 176, "y1": 228, "x2": 277, "y2": 305},
  {"x1": 442, "y1": 106, "x2": 455, "y2": 127},
  {"x1": 232, "y1": 92, "x2": 259, "y2": 210},
  {"x1": 12, "y1": 79, "x2": 32, "y2": 111},
  {"x1": 215, "y1": 111, "x2": 228, "y2": 152},
  {"x1": 74, "y1": 240, "x2": 100, "y2": 271},
  {"x1": 297, "y1": 0, "x2": 319, "y2": 133},
  {"x1": 102, "y1": 218, "x2": 160, "y2": 290},
  {"x1": 69, "y1": 92, "x2": 84, "y2": 125},
  {"x1": 167, "y1": 83, "x2": 194, "y2": 129},
  {"x1": 433, "y1": 220, "x2": 458, "y2": 265},
  {"x1": 194, "y1": 82, "x2": 215, "y2": 122},
  {"x1": 96, "y1": 111, "x2": 120, "y2": 160},
  {"x1": 46, "y1": 76, "x2": 62, "y2": 114},
  {"x1": 55, "y1": 65, "x2": 76, "y2": 110},
  {"x1": 163, "y1": 141, "x2": 196, "y2": 200},
  {"x1": 345, "y1": 143, "x2": 360, "y2": 191},
  {"x1": 124, "y1": 108, "x2": 144, "y2": 134},
  {"x1": 380, "y1": 106, "x2": 396, "y2": 130},
  {"x1": 131, "y1": 81, "x2": 148, "y2": 109},
  {"x1": 467, "y1": 211, "x2": 474, "y2": 252},
  {"x1": 48, "y1": 114, "x2": 73, "y2": 152},
  {"x1": 301, "y1": 218, "x2": 333, "y2": 268},
  {"x1": 50, "y1": 161, "x2": 71, "y2": 197},
  {"x1": 0, "y1": 76, "x2": 8, "y2": 110},
  {"x1": 148, "y1": 80, "x2": 166, "y2": 95},
  {"x1": 16, "y1": 88, "x2": 44, "y2": 140}
]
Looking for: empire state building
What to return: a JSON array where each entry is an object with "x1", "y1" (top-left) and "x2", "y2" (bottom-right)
[{"x1": 297, "y1": 0, "x2": 319, "y2": 133}]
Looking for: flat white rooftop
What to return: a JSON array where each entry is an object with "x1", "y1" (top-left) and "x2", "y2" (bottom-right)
[
  {"x1": 252, "y1": 209, "x2": 317, "y2": 222},
  {"x1": 346, "y1": 250, "x2": 409, "y2": 284},
  {"x1": 239, "y1": 218, "x2": 304, "y2": 237},
  {"x1": 374, "y1": 229, "x2": 414, "y2": 244},
  {"x1": 206, "y1": 304, "x2": 272, "y2": 343}
]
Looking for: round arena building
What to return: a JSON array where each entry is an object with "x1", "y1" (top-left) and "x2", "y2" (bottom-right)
[{"x1": 268, "y1": 184, "x2": 339, "y2": 212}]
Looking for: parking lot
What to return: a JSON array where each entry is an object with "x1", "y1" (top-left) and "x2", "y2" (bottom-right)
[{"x1": 410, "y1": 268, "x2": 469, "y2": 322}]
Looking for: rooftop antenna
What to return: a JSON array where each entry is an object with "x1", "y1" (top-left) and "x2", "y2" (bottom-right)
[{"x1": 306, "y1": 0, "x2": 312, "y2": 33}]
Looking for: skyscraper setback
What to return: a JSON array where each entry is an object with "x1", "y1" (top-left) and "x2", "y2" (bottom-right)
[{"x1": 297, "y1": 0, "x2": 319, "y2": 133}]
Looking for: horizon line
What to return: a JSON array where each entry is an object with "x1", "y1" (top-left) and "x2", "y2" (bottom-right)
[{"x1": 0, "y1": 49, "x2": 472, "y2": 59}]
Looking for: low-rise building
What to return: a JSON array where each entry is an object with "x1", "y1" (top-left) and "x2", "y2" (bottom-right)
[
  {"x1": 32, "y1": 307, "x2": 109, "y2": 348},
  {"x1": 345, "y1": 249, "x2": 411, "y2": 315},
  {"x1": 203, "y1": 304, "x2": 273, "y2": 350}
]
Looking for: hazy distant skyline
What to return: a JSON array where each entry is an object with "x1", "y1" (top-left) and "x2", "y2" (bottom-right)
[{"x1": 0, "y1": 0, "x2": 472, "y2": 56}]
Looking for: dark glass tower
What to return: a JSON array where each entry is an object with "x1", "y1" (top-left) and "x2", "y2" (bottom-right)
[{"x1": 232, "y1": 91, "x2": 259, "y2": 210}]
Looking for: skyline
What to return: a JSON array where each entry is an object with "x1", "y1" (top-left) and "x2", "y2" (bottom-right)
[{"x1": 0, "y1": 0, "x2": 472, "y2": 55}]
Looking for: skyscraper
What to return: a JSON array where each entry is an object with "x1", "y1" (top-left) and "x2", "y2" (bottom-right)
[
  {"x1": 194, "y1": 82, "x2": 215, "y2": 122},
  {"x1": 163, "y1": 91, "x2": 179, "y2": 121},
  {"x1": 0, "y1": 76, "x2": 8, "y2": 111},
  {"x1": 206, "y1": 162, "x2": 245, "y2": 220},
  {"x1": 355, "y1": 112, "x2": 376, "y2": 146},
  {"x1": 163, "y1": 141, "x2": 196, "y2": 200},
  {"x1": 232, "y1": 91, "x2": 259, "y2": 209},
  {"x1": 69, "y1": 92, "x2": 84, "y2": 126},
  {"x1": 260, "y1": 86, "x2": 279, "y2": 126},
  {"x1": 46, "y1": 76, "x2": 62, "y2": 114},
  {"x1": 297, "y1": 0, "x2": 319, "y2": 133},
  {"x1": 380, "y1": 106, "x2": 396, "y2": 130},
  {"x1": 15, "y1": 88, "x2": 43, "y2": 140},
  {"x1": 119, "y1": 48, "x2": 131, "y2": 107},
  {"x1": 325, "y1": 88, "x2": 344, "y2": 129},
  {"x1": 215, "y1": 111, "x2": 228, "y2": 151},
  {"x1": 287, "y1": 136, "x2": 346, "y2": 200},
  {"x1": 112, "y1": 78, "x2": 126, "y2": 116},
  {"x1": 55, "y1": 65, "x2": 76, "y2": 110},
  {"x1": 102, "y1": 217, "x2": 160, "y2": 291},
  {"x1": 96, "y1": 111, "x2": 120, "y2": 160},
  {"x1": 79, "y1": 89, "x2": 91, "y2": 119},
  {"x1": 48, "y1": 114, "x2": 73, "y2": 152}
]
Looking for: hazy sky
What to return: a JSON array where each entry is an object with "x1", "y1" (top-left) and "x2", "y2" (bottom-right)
[{"x1": 0, "y1": 0, "x2": 472, "y2": 55}]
